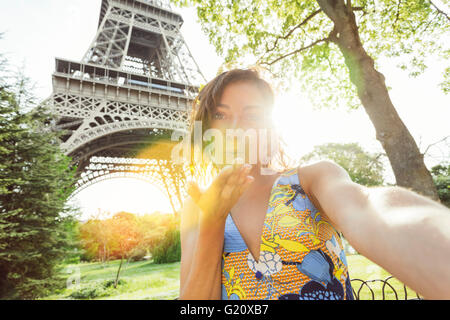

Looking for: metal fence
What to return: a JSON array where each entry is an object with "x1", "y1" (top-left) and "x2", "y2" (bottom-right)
[{"x1": 350, "y1": 276, "x2": 423, "y2": 300}]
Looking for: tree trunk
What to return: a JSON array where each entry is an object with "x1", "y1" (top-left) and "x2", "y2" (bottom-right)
[
  {"x1": 317, "y1": 0, "x2": 439, "y2": 200},
  {"x1": 114, "y1": 257, "x2": 124, "y2": 288}
]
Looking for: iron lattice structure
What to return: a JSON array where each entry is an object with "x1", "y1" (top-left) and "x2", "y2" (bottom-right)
[{"x1": 43, "y1": 0, "x2": 205, "y2": 213}]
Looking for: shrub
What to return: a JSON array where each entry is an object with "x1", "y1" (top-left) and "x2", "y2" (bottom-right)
[
  {"x1": 150, "y1": 228, "x2": 181, "y2": 264},
  {"x1": 68, "y1": 283, "x2": 108, "y2": 300},
  {"x1": 129, "y1": 247, "x2": 147, "y2": 262},
  {"x1": 103, "y1": 279, "x2": 126, "y2": 288},
  {"x1": 431, "y1": 163, "x2": 450, "y2": 208},
  {"x1": 67, "y1": 279, "x2": 127, "y2": 299}
]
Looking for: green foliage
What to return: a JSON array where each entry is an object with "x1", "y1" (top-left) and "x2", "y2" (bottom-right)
[
  {"x1": 0, "y1": 56, "x2": 78, "y2": 299},
  {"x1": 67, "y1": 279, "x2": 127, "y2": 299},
  {"x1": 68, "y1": 284, "x2": 106, "y2": 300},
  {"x1": 300, "y1": 142, "x2": 385, "y2": 186},
  {"x1": 61, "y1": 218, "x2": 84, "y2": 264},
  {"x1": 150, "y1": 227, "x2": 181, "y2": 264},
  {"x1": 430, "y1": 162, "x2": 450, "y2": 208},
  {"x1": 173, "y1": 0, "x2": 450, "y2": 109},
  {"x1": 103, "y1": 278, "x2": 126, "y2": 288},
  {"x1": 79, "y1": 211, "x2": 179, "y2": 264},
  {"x1": 128, "y1": 246, "x2": 147, "y2": 262}
]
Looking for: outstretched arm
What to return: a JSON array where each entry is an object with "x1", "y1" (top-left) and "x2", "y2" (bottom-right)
[{"x1": 303, "y1": 160, "x2": 450, "y2": 299}]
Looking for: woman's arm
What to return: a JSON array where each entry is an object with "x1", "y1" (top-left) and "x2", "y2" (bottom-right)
[
  {"x1": 179, "y1": 197, "x2": 200, "y2": 297},
  {"x1": 179, "y1": 164, "x2": 254, "y2": 300},
  {"x1": 179, "y1": 205, "x2": 225, "y2": 299},
  {"x1": 303, "y1": 160, "x2": 450, "y2": 299}
]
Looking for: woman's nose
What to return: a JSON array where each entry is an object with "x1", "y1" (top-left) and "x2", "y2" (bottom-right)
[
  {"x1": 228, "y1": 114, "x2": 247, "y2": 129},
  {"x1": 229, "y1": 116, "x2": 240, "y2": 129}
]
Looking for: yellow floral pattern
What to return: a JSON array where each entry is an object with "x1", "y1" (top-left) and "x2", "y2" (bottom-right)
[{"x1": 221, "y1": 168, "x2": 354, "y2": 300}]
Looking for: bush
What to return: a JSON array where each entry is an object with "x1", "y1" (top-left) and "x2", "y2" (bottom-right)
[
  {"x1": 129, "y1": 247, "x2": 147, "y2": 262},
  {"x1": 431, "y1": 163, "x2": 450, "y2": 208},
  {"x1": 150, "y1": 228, "x2": 181, "y2": 264},
  {"x1": 103, "y1": 279, "x2": 126, "y2": 288},
  {"x1": 64, "y1": 256, "x2": 81, "y2": 265},
  {"x1": 67, "y1": 279, "x2": 127, "y2": 299},
  {"x1": 68, "y1": 283, "x2": 108, "y2": 300}
]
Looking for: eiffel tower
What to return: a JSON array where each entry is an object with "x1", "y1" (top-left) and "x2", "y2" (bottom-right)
[{"x1": 44, "y1": 0, "x2": 205, "y2": 214}]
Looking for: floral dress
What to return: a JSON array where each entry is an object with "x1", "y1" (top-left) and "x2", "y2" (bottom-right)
[{"x1": 221, "y1": 168, "x2": 354, "y2": 300}]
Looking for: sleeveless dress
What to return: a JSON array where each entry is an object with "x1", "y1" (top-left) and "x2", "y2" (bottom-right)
[{"x1": 221, "y1": 168, "x2": 354, "y2": 300}]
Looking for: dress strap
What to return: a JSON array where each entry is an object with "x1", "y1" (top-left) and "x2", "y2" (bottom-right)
[{"x1": 277, "y1": 167, "x2": 300, "y2": 186}]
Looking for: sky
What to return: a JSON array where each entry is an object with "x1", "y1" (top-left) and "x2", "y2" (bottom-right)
[{"x1": 1, "y1": 0, "x2": 449, "y2": 220}]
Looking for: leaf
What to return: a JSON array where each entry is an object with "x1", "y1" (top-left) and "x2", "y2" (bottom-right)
[
  {"x1": 260, "y1": 244, "x2": 276, "y2": 253},
  {"x1": 309, "y1": 234, "x2": 321, "y2": 246},
  {"x1": 229, "y1": 266, "x2": 234, "y2": 281},
  {"x1": 278, "y1": 215, "x2": 301, "y2": 227},
  {"x1": 274, "y1": 235, "x2": 309, "y2": 253},
  {"x1": 271, "y1": 203, "x2": 291, "y2": 217},
  {"x1": 232, "y1": 284, "x2": 246, "y2": 299},
  {"x1": 223, "y1": 269, "x2": 230, "y2": 282},
  {"x1": 334, "y1": 267, "x2": 345, "y2": 281}
]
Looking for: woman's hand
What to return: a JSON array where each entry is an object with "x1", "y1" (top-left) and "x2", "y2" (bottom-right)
[
  {"x1": 180, "y1": 163, "x2": 252, "y2": 300},
  {"x1": 187, "y1": 163, "x2": 254, "y2": 226}
]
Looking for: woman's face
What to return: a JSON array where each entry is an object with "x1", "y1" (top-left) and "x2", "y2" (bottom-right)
[
  {"x1": 208, "y1": 81, "x2": 275, "y2": 166},
  {"x1": 210, "y1": 81, "x2": 269, "y2": 131}
]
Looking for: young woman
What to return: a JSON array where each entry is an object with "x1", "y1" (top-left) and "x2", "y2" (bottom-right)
[{"x1": 179, "y1": 68, "x2": 450, "y2": 300}]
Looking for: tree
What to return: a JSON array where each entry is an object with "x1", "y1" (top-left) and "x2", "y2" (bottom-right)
[
  {"x1": 137, "y1": 211, "x2": 171, "y2": 250},
  {"x1": 0, "y1": 57, "x2": 77, "y2": 298},
  {"x1": 430, "y1": 162, "x2": 450, "y2": 208},
  {"x1": 79, "y1": 211, "x2": 176, "y2": 263},
  {"x1": 79, "y1": 218, "x2": 112, "y2": 263},
  {"x1": 300, "y1": 142, "x2": 385, "y2": 186},
  {"x1": 173, "y1": 0, "x2": 449, "y2": 200},
  {"x1": 60, "y1": 215, "x2": 83, "y2": 264},
  {"x1": 149, "y1": 214, "x2": 181, "y2": 264},
  {"x1": 108, "y1": 212, "x2": 142, "y2": 288}
]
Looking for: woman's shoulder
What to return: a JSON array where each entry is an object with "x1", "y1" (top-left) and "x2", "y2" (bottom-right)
[
  {"x1": 288, "y1": 160, "x2": 346, "y2": 201},
  {"x1": 296, "y1": 160, "x2": 345, "y2": 181}
]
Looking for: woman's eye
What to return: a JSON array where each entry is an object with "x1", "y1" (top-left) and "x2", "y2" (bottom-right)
[
  {"x1": 246, "y1": 113, "x2": 264, "y2": 121},
  {"x1": 213, "y1": 112, "x2": 227, "y2": 120}
]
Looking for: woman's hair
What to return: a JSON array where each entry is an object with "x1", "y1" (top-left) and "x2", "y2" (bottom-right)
[{"x1": 188, "y1": 67, "x2": 293, "y2": 172}]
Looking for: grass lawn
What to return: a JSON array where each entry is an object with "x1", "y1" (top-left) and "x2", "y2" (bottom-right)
[
  {"x1": 43, "y1": 254, "x2": 421, "y2": 300},
  {"x1": 347, "y1": 255, "x2": 421, "y2": 300},
  {"x1": 43, "y1": 259, "x2": 181, "y2": 300}
]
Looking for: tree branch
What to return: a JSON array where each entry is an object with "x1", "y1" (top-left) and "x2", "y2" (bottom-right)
[
  {"x1": 352, "y1": 6, "x2": 366, "y2": 12},
  {"x1": 266, "y1": 9, "x2": 323, "y2": 53},
  {"x1": 260, "y1": 37, "x2": 330, "y2": 66},
  {"x1": 422, "y1": 11, "x2": 440, "y2": 33},
  {"x1": 430, "y1": 0, "x2": 450, "y2": 21},
  {"x1": 346, "y1": 0, "x2": 352, "y2": 10},
  {"x1": 393, "y1": 0, "x2": 402, "y2": 28},
  {"x1": 422, "y1": 135, "x2": 450, "y2": 156}
]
